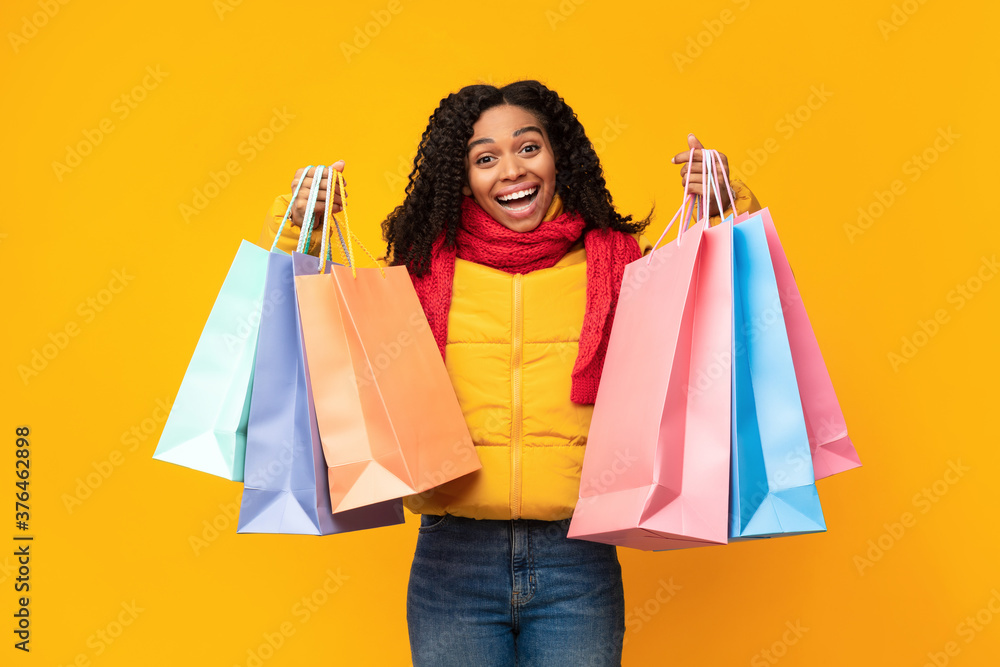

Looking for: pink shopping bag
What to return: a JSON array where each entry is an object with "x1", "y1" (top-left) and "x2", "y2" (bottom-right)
[{"x1": 569, "y1": 176, "x2": 733, "y2": 550}]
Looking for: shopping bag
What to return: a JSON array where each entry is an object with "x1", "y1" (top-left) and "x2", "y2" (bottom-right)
[
  {"x1": 737, "y1": 208, "x2": 860, "y2": 479},
  {"x1": 237, "y1": 250, "x2": 404, "y2": 534},
  {"x1": 152, "y1": 239, "x2": 269, "y2": 480},
  {"x1": 294, "y1": 170, "x2": 480, "y2": 513},
  {"x1": 568, "y1": 153, "x2": 733, "y2": 551},
  {"x1": 729, "y1": 212, "x2": 826, "y2": 539},
  {"x1": 153, "y1": 163, "x2": 332, "y2": 481},
  {"x1": 238, "y1": 166, "x2": 404, "y2": 533}
]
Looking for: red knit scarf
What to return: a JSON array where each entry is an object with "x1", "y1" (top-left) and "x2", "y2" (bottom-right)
[{"x1": 410, "y1": 195, "x2": 641, "y2": 404}]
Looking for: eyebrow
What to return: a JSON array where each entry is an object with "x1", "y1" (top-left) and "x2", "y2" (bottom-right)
[{"x1": 466, "y1": 125, "x2": 544, "y2": 152}]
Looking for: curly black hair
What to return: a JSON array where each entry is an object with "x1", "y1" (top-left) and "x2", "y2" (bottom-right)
[{"x1": 381, "y1": 80, "x2": 652, "y2": 276}]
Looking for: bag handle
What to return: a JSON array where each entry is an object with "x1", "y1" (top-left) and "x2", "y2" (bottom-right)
[
  {"x1": 647, "y1": 149, "x2": 698, "y2": 263},
  {"x1": 714, "y1": 151, "x2": 737, "y2": 219},
  {"x1": 324, "y1": 167, "x2": 350, "y2": 263},
  {"x1": 305, "y1": 165, "x2": 350, "y2": 264},
  {"x1": 271, "y1": 166, "x2": 318, "y2": 253},
  {"x1": 297, "y1": 165, "x2": 327, "y2": 254},
  {"x1": 270, "y1": 166, "x2": 347, "y2": 265},
  {"x1": 693, "y1": 150, "x2": 710, "y2": 223},
  {"x1": 686, "y1": 149, "x2": 727, "y2": 231},
  {"x1": 695, "y1": 149, "x2": 714, "y2": 227},
  {"x1": 707, "y1": 149, "x2": 736, "y2": 221},
  {"x1": 317, "y1": 168, "x2": 385, "y2": 278}
]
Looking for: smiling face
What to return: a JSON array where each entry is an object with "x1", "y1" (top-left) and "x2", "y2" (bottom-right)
[{"x1": 463, "y1": 104, "x2": 557, "y2": 233}]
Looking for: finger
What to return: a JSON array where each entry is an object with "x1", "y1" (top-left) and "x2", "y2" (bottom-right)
[
  {"x1": 331, "y1": 175, "x2": 347, "y2": 199},
  {"x1": 312, "y1": 199, "x2": 343, "y2": 219},
  {"x1": 672, "y1": 143, "x2": 701, "y2": 165},
  {"x1": 672, "y1": 134, "x2": 705, "y2": 164},
  {"x1": 314, "y1": 200, "x2": 342, "y2": 214},
  {"x1": 316, "y1": 202, "x2": 343, "y2": 215},
  {"x1": 293, "y1": 180, "x2": 316, "y2": 202},
  {"x1": 292, "y1": 167, "x2": 316, "y2": 190},
  {"x1": 678, "y1": 151, "x2": 714, "y2": 169},
  {"x1": 316, "y1": 166, "x2": 348, "y2": 192},
  {"x1": 316, "y1": 182, "x2": 347, "y2": 210},
  {"x1": 679, "y1": 159, "x2": 709, "y2": 176},
  {"x1": 291, "y1": 175, "x2": 342, "y2": 198},
  {"x1": 321, "y1": 164, "x2": 348, "y2": 199},
  {"x1": 672, "y1": 148, "x2": 698, "y2": 164},
  {"x1": 292, "y1": 165, "x2": 345, "y2": 190},
  {"x1": 291, "y1": 166, "x2": 320, "y2": 192},
  {"x1": 705, "y1": 151, "x2": 727, "y2": 171},
  {"x1": 718, "y1": 153, "x2": 732, "y2": 180},
  {"x1": 324, "y1": 162, "x2": 346, "y2": 191}
]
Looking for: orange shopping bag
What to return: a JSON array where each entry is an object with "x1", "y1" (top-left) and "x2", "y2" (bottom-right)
[{"x1": 294, "y1": 171, "x2": 480, "y2": 513}]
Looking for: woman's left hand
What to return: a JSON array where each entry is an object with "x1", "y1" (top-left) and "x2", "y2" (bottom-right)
[{"x1": 672, "y1": 134, "x2": 732, "y2": 217}]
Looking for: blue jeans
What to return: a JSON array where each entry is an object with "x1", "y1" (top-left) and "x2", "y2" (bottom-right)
[{"x1": 407, "y1": 514, "x2": 625, "y2": 666}]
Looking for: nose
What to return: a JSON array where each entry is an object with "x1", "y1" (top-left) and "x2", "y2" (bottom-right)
[{"x1": 500, "y1": 156, "x2": 526, "y2": 181}]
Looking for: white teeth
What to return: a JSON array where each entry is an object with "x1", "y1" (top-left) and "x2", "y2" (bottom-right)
[
  {"x1": 504, "y1": 199, "x2": 533, "y2": 212},
  {"x1": 497, "y1": 187, "x2": 537, "y2": 202}
]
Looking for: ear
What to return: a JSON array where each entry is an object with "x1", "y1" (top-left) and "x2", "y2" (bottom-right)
[{"x1": 462, "y1": 184, "x2": 472, "y2": 196}]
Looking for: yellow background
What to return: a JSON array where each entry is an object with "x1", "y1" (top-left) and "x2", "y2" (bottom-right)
[{"x1": 3, "y1": 0, "x2": 997, "y2": 664}]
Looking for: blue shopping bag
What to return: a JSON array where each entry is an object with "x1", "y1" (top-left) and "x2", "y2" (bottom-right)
[
  {"x1": 729, "y1": 213, "x2": 826, "y2": 539},
  {"x1": 237, "y1": 248, "x2": 404, "y2": 534}
]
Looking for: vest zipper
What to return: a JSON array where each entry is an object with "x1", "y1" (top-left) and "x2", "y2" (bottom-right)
[{"x1": 510, "y1": 273, "x2": 524, "y2": 520}]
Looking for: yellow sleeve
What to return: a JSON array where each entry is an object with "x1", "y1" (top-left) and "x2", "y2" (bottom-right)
[
  {"x1": 256, "y1": 193, "x2": 326, "y2": 256},
  {"x1": 634, "y1": 179, "x2": 762, "y2": 256},
  {"x1": 725, "y1": 178, "x2": 762, "y2": 219}
]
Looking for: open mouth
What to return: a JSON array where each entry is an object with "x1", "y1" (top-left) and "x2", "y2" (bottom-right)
[{"x1": 496, "y1": 186, "x2": 539, "y2": 211}]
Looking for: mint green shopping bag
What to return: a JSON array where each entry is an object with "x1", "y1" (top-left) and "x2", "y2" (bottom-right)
[
  {"x1": 153, "y1": 167, "x2": 329, "y2": 480},
  {"x1": 152, "y1": 239, "x2": 270, "y2": 480}
]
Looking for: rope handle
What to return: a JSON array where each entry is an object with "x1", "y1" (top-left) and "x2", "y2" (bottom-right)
[
  {"x1": 687, "y1": 149, "x2": 727, "y2": 232},
  {"x1": 318, "y1": 168, "x2": 385, "y2": 278},
  {"x1": 271, "y1": 167, "x2": 316, "y2": 253},
  {"x1": 692, "y1": 149, "x2": 737, "y2": 224},
  {"x1": 648, "y1": 149, "x2": 697, "y2": 263},
  {"x1": 648, "y1": 145, "x2": 737, "y2": 265},
  {"x1": 315, "y1": 166, "x2": 352, "y2": 264},
  {"x1": 714, "y1": 151, "x2": 738, "y2": 220},
  {"x1": 694, "y1": 149, "x2": 712, "y2": 230},
  {"x1": 297, "y1": 165, "x2": 326, "y2": 255}
]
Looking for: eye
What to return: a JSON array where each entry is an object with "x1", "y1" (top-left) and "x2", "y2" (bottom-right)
[
  {"x1": 475, "y1": 154, "x2": 495, "y2": 165},
  {"x1": 521, "y1": 144, "x2": 541, "y2": 155}
]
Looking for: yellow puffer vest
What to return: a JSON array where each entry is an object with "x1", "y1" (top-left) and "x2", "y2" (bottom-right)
[{"x1": 402, "y1": 244, "x2": 593, "y2": 521}]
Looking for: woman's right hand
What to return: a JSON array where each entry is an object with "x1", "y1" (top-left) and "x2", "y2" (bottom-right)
[{"x1": 290, "y1": 160, "x2": 346, "y2": 226}]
